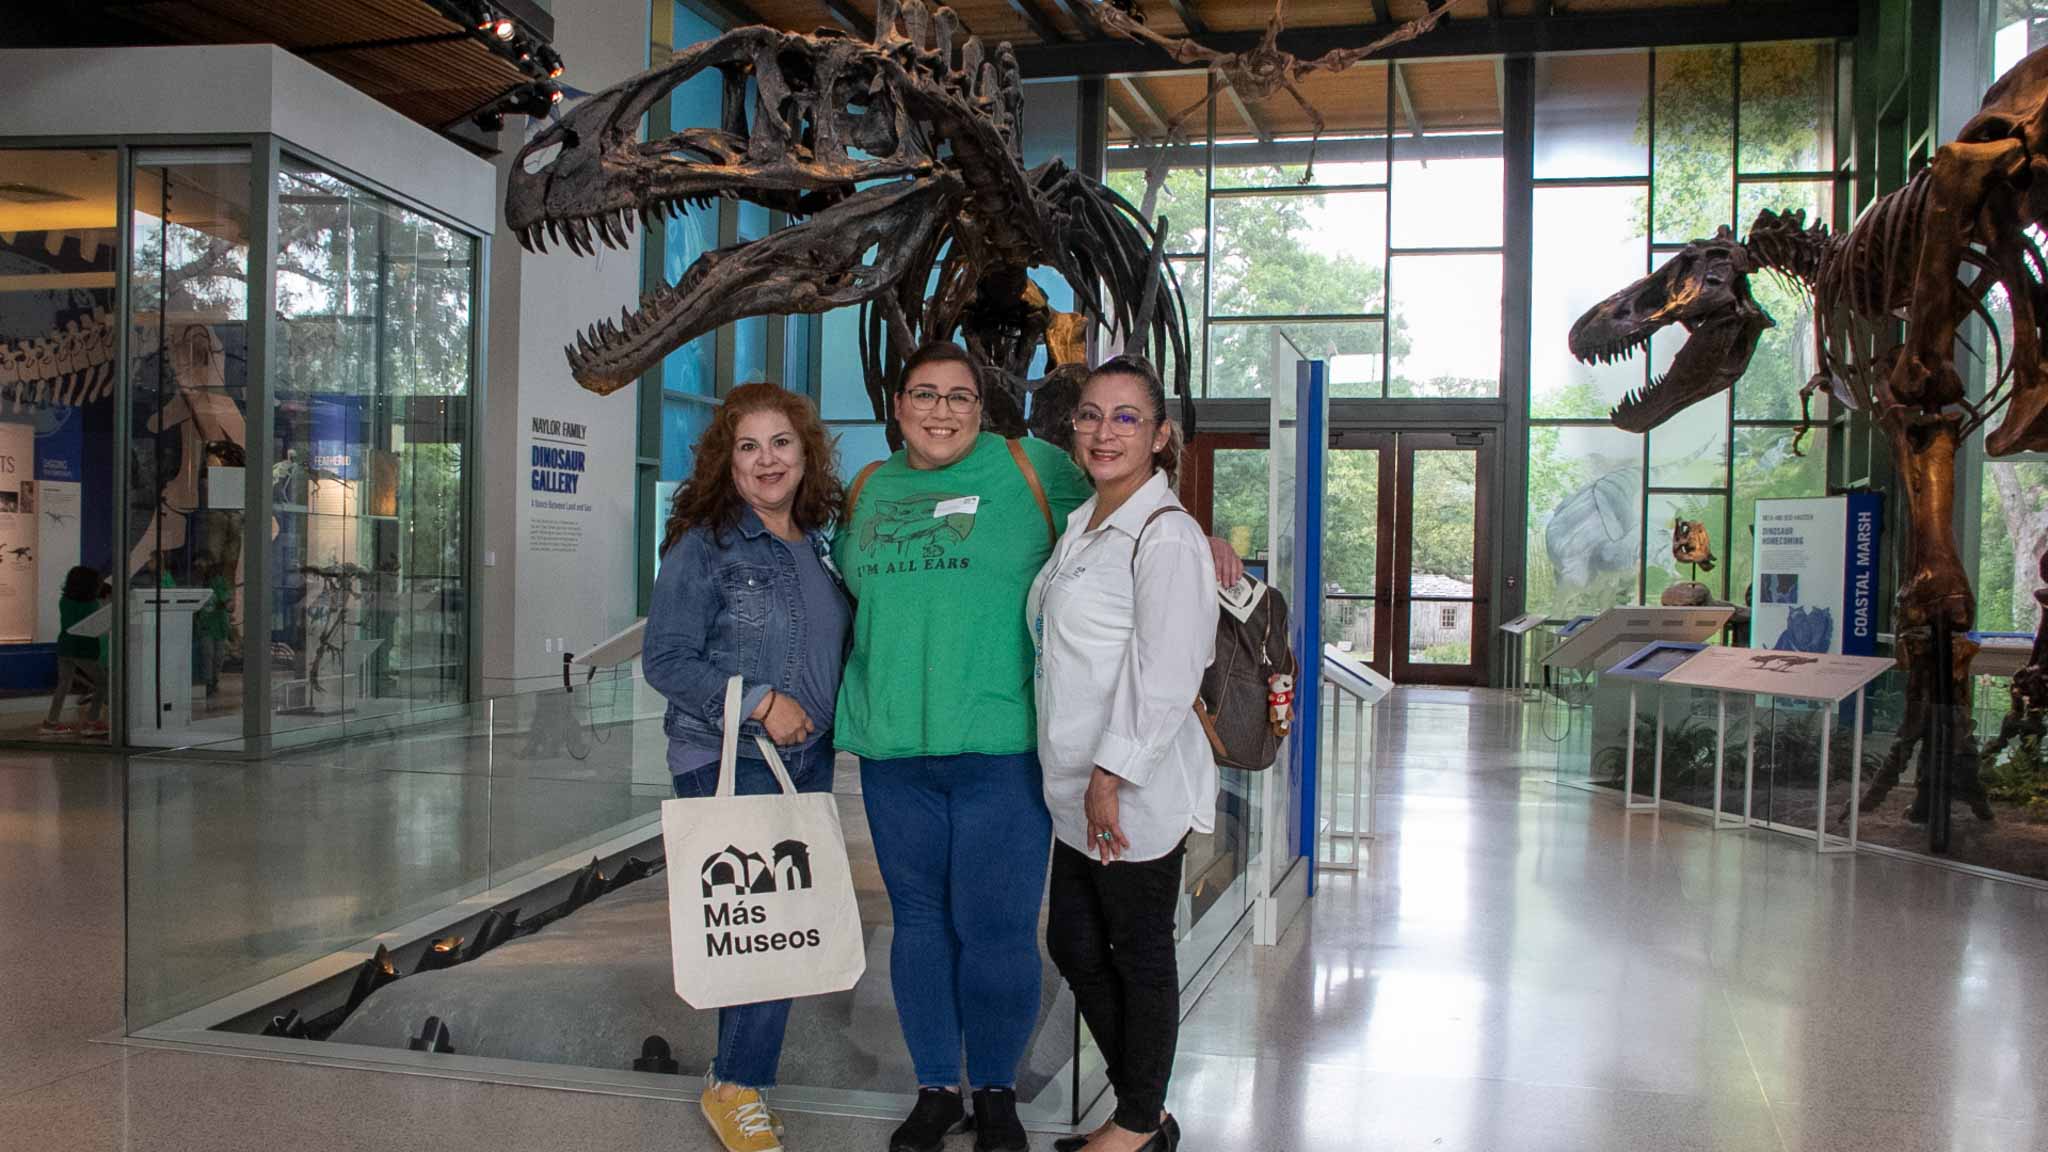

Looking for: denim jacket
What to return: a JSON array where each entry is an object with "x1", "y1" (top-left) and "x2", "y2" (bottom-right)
[{"x1": 644, "y1": 506, "x2": 849, "y2": 748}]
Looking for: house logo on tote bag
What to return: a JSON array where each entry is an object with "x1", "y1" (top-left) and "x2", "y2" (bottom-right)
[
  {"x1": 700, "y1": 841, "x2": 814, "y2": 898},
  {"x1": 664, "y1": 676, "x2": 866, "y2": 1009}
]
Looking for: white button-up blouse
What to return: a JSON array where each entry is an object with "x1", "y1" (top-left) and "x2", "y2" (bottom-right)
[{"x1": 1028, "y1": 469, "x2": 1220, "y2": 862}]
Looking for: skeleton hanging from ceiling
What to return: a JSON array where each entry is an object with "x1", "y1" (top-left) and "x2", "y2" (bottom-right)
[
  {"x1": 0, "y1": 310, "x2": 115, "y2": 410},
  {"x1": 505, "y1": 0, "x2": 1192, "y2": 446},
  {"x1": 1567, "y1": 44, "x2": 2048, "y2": 829},
  {"x1": 1078, "y1": 0, "x2": 1461, "y2": 184}
]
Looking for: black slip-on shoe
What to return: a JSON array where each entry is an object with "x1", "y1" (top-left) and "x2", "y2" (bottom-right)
[
  {"x1": 970, "y1": 1086, "x2": 1028, "y2": 1152},
  {"x1": 890, "y1": 1087, "x2": 966, "y2": 1152}
]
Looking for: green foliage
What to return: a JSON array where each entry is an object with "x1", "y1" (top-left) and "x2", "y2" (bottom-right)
[{"x1": 1983, "y1": 733, "x2": 2048, "y2": 820}]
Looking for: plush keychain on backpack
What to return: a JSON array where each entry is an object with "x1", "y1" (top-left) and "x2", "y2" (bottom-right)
[{"x1": 1267, "y1": 673, "x2": 1294, "y2": 738}]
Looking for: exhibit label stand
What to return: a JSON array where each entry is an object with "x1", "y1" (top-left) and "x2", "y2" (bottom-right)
[
  {"x1": 1500, "y1": 612, "x2": 1546, "y2": 698},
  {"x1": 1540, "y1": 606, "x2": 1734, "y2": 786},
  {"x1": 1602, "y1": 641, "x2": 1709, "y2": 812},
  {"x1": 1658, "y1": 647, "x2": 1893, "y2": 853},
  {"x1": 1319, "y1": 644, "x2": 1392, "y2": 872},
  {"x1": 127, "y1": 587, "x2": 214, "y2": 746}
]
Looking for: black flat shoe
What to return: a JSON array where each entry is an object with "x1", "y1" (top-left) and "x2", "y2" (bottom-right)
[
  {"x1": 971, "y1": 1086, "x2": 1028, "y2": 1152},
  {"x1": 890, "y1": 1087, "x2": 966, "y2": 1152},
  {"x1": 1055, "y1": 1115, "x2": 1180, "y2": 1152}
]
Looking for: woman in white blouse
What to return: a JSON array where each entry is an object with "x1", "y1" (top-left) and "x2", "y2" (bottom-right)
[{"x1": 1028, "y1": 354, "x2": 1218, "y2": 1152}]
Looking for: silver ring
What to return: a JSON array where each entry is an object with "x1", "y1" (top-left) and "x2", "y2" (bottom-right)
[{"x1": 1095, "y1": 830, "x2": 1113, "y2": 841}]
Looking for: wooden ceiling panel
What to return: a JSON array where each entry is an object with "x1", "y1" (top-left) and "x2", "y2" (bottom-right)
[{"x1": 1399, "y1": 57, "x2": 1500, "y2": 130}]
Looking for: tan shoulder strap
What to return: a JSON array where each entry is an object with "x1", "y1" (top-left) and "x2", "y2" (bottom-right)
[
  {"x1": 1130, "y1": 505, "x2": 1196, "y2": 574},
  {"x1": 1004, "y1": 438, "x2": 1057, "y2": 547},
  {"x1": 845, "y1": 460, "x2": 885, "y2": 521}
]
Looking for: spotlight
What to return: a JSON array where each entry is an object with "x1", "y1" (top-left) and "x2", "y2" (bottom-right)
[
  {"x1": 550, "y1": 87, "x2": 564, "y2": 104},
  {"x1": 549, "y1": 64, "x2": 564, "y2": 79},
  {"x1": 481, "y1": 15, "x2": 517, "y2": 40}
]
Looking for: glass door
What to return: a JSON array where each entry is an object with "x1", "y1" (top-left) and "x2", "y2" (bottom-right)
[
  {"x1": 1324, "y1": 432, "x2": 1393, "y2": 673},
  {"x1": 1392, "y1": 432, "x2": 1493, "y2": 686}
]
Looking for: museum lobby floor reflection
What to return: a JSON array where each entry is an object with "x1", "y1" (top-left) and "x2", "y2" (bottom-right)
[{"x1": 6, "y1": 687, "x2": 2048, "y2": 1151}]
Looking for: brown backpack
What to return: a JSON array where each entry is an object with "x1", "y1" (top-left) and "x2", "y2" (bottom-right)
[{"x1": 1134, "y1": 507, "x2": 1296, "y2": 772}]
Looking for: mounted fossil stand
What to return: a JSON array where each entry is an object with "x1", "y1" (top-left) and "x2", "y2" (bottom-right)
[
  {"x1": 504, "y1": 0, "x2": 1195, "y2": 449},
  {"x1": 1567, "y1": 46, "x2": 2048, "y2": 844}
]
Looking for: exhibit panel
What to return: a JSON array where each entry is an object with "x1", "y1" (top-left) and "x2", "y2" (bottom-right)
[{"x1": 0, "y1": 148, "x2": 118, "y2": 742}]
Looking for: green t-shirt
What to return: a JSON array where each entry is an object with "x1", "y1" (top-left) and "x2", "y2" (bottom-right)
[
  {"x1": 196, "y1": 575, "x2": 230, "y2": 640},
  {"x1": 58, "y1": 598, "x2": 100, "y2": 660},
  {"x1": 833, "y1": 433, "x2": 1093, "y2": 760}
]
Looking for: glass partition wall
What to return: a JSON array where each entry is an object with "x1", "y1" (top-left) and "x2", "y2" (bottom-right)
[{"x1": 0, "y1": 137, "x2": 480, "y2": 749}]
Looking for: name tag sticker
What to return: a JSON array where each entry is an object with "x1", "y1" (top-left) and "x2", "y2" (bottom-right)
[{"x1": 934, "y1": 496, "x2": 980, "y2": 517}]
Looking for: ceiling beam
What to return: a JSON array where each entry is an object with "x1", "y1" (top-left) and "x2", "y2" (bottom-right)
[
  {"x1": 1050, "y1": 0, "x2": 1100, "y2": 37},
  {"x1": 1115, "y1": 76, "x2": 1173, "y2": 137},
  {"x1": 1106, "y1": 103, "x2": 1140, "y2": 140},
  {"x1": 1391, "y1": 61, "x2": 1422, "y2": 138},
  {"x1": 1219, "y1": 82, "x2": 1271, "y2": 144},
  {"x1": 1014, "y1": 2, "x2": 1859, "y2": 76},
  {"x1": 1370, "y1": 0, "x2": 1391, "y2": 22},
  {"x1": 1161, "y1": 0, "x2": 1207, "y2": 36},
  {"x1": 821, "y1": 0, "x2": 876, "y2": 40},
  {"x1": 1003, "y1": 0, "x2": 1065, "y2": 42},
  {"x1": 1486, "y1": 0, "x2": 1502, "y2": 16}
]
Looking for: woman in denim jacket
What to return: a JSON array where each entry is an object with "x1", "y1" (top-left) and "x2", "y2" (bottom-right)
[{"x1": 643, "y1": 381, "x2": 849, "y2": 1152}]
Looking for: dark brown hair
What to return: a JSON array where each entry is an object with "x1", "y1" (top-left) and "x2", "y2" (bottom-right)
[
  {"x1": 660, "y1": 382, "x2": 845, "y2": 555},
  {"x1": 1084, "y1": 353, "x2": 1184, "y2": 491},
  {"x1": 897, "y1": 341, "x2": 983, "y2": 399}
]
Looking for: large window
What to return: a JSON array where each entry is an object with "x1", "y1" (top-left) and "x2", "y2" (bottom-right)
[
  {"x1": 1527, "y1": 43, "x2": 1837, "y2": 619},
  {"x1": 271, "y1": 158, "x2": 476, "y2": 730},
  {"x1": 1107, "y1": 59, "x2": 1505, "y2": 400}
]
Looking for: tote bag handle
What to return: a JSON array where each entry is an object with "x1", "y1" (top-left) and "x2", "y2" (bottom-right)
[{"x1": 718, "y1": 675, "x2": 799, "y2": 798}]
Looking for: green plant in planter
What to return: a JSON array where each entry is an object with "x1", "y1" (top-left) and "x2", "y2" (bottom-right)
[{"x1": 1982, "y1": 734, "x2": 2048, "y2": 821}]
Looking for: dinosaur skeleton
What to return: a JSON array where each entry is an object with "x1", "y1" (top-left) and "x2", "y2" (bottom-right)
[
  {"x1": 1079, "y1": 0, "x2": 1460, "y2": 184},
  {"x1": 505, "y1": 0, "x2": 1192, "y2": 443},
  {"x1": 299, "y1": 563, "x2": 371, "y2": 697},
  {"x1": 1569, "y1": 46, "x2": 2048, "y2": 828},
  {"x1": 0, "y1": 310, "x2": 115, "y2": 409}
]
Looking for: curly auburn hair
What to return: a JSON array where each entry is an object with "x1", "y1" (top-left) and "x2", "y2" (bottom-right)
[{"x1": 660, "y1": 382, "x2": 845, "y2": 555}]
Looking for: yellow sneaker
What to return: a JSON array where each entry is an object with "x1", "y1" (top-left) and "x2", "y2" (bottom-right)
[{"x1": 700, "y1": 1079, "x2": 784, "y2": 1152}]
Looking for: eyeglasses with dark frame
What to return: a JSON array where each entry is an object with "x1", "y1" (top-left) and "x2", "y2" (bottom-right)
[{"x1": 900, "y1": 387, "x2": 980, "y2": 414}]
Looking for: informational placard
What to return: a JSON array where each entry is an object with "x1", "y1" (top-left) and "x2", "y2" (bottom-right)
[
  {"x1": 1751, "y1": 494, "x2": 1882, "y2": 657},
  {"x1": 1500, "y1": 612, "x2": 1547, "y2": 635},
  {"x1": 0, "y1": 422, "x2": 36, "y2": 642},
  {"x1": 1542, "y1": 605, "x2": 1733, "y2": 673},
  {"x1": 1602, "y1": 641, "x2": 1707, "y2": 682},
  {"x1": 527, "y1": 414, "x2": 591, "y2": 555},
  {"x1": 1660, "y1": 645, "x2": 1894, "y2": 704}
]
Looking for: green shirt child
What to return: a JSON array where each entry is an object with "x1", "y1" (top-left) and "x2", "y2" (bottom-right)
[{"x1": 833, "y1": 432, "x2": 1093, "y2": 761}]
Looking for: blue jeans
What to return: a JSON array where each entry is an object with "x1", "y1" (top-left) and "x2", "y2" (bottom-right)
[
  {"x1": 859, "y1": 751, "x2": 1053, "y2": 1090},
  {"x1": 670, "y1": 738, "x2": 837, "y2": 1088}
]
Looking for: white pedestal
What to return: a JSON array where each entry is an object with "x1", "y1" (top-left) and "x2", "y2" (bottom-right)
[{"x1": 127, "y1": 587, "x2": 214, "y2": 747}]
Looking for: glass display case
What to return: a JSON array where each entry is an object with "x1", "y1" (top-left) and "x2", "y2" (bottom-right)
[{"x1": 0, "y1": 133, "x2": 481, "y2": 749}]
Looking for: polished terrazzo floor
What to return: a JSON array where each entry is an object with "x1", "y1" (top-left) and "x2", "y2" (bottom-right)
[{"x1": 4, "y1": 688, "x2": 2046, "y2": 1151}]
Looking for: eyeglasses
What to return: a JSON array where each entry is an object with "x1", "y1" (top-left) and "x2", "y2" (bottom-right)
[
  {"x1": 1071, "y1": 406, "x2": 1153, "y2": 437},
  {"x1": 902, "y1": 387, "x2": 980, "y2": 414}
]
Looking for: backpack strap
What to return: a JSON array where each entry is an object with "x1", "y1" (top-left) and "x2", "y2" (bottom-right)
[
  {"x1": 1129, "y1": 505, "x2": 1198, "y2": 574},
  {"x1": 1004, "y1": 437, "x2": 1058, "y2": 547},
  {"x1": 844, "y1": 460, "x2": 885, "y2": 521}
]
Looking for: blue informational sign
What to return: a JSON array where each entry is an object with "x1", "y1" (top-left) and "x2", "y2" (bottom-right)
[
  {"x1": 1290, "y1": 359, "x2": 1327, "y2": 894},
  {"x1": 34, "y1": 407, "x2": 83, "y2": 483},
  {"x1": 1750, "y1": 494, "x2": 1882, "y2": 657},
  {"x1": 309, "y1": 395, "x2": 361, "y2": 481}
]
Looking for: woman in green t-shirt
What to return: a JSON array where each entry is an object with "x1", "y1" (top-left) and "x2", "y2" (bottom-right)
[{"x1": 834, "y1": 343, "x2": 1234, "y2": 1152}]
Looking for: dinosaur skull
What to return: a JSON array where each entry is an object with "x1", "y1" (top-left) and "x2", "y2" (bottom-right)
[
  {"x1": 504, "y1": 19, "x2": 991, "y2": 394},
  {"x1": 1568, "y1": 227, "x2": 1774, "y2": 433}
]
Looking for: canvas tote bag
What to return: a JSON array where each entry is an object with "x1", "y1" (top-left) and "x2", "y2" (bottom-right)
[{"x1": 663, "y1": 676, "x2": 866, "y2": 1009}]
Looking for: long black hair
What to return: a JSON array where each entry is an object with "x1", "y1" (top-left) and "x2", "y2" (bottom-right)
[
  {"x1": 1085, "y1": 353, "x2": 1186, "y2": 491},
  {"x1": 62, "y1": 565, "x2": 100, "y2": 602}
]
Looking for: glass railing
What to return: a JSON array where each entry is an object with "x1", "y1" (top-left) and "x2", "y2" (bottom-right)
[{"x1": 125, "y1": 669, "x2": 669, "y2": 1032}]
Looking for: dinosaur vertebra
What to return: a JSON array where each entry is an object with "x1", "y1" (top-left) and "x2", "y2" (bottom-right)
[{"x1": 505, "y1": 0, "x2": 1189, "y2": 442}]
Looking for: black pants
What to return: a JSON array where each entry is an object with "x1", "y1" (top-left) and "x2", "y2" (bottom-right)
[{"x1": 1046, "y1": 837, "x2": 1185, "y2": 1135}]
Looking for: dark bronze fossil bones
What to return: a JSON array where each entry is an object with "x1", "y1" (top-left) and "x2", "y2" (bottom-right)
[
  {"x1": 504, "y1": 0, "x2": 1190, "y2": 444},
  {"x1": 1570, "y1": 44, "x2": 2048, "y2": 830}
]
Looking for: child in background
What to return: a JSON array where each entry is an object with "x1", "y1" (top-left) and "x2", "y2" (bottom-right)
[
  {"x1": 44, "y1": 565, "x2": 107, "y2": 737},
  {"x1": 194, "y1": 553, "x2": 229, "y2": 699}
]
